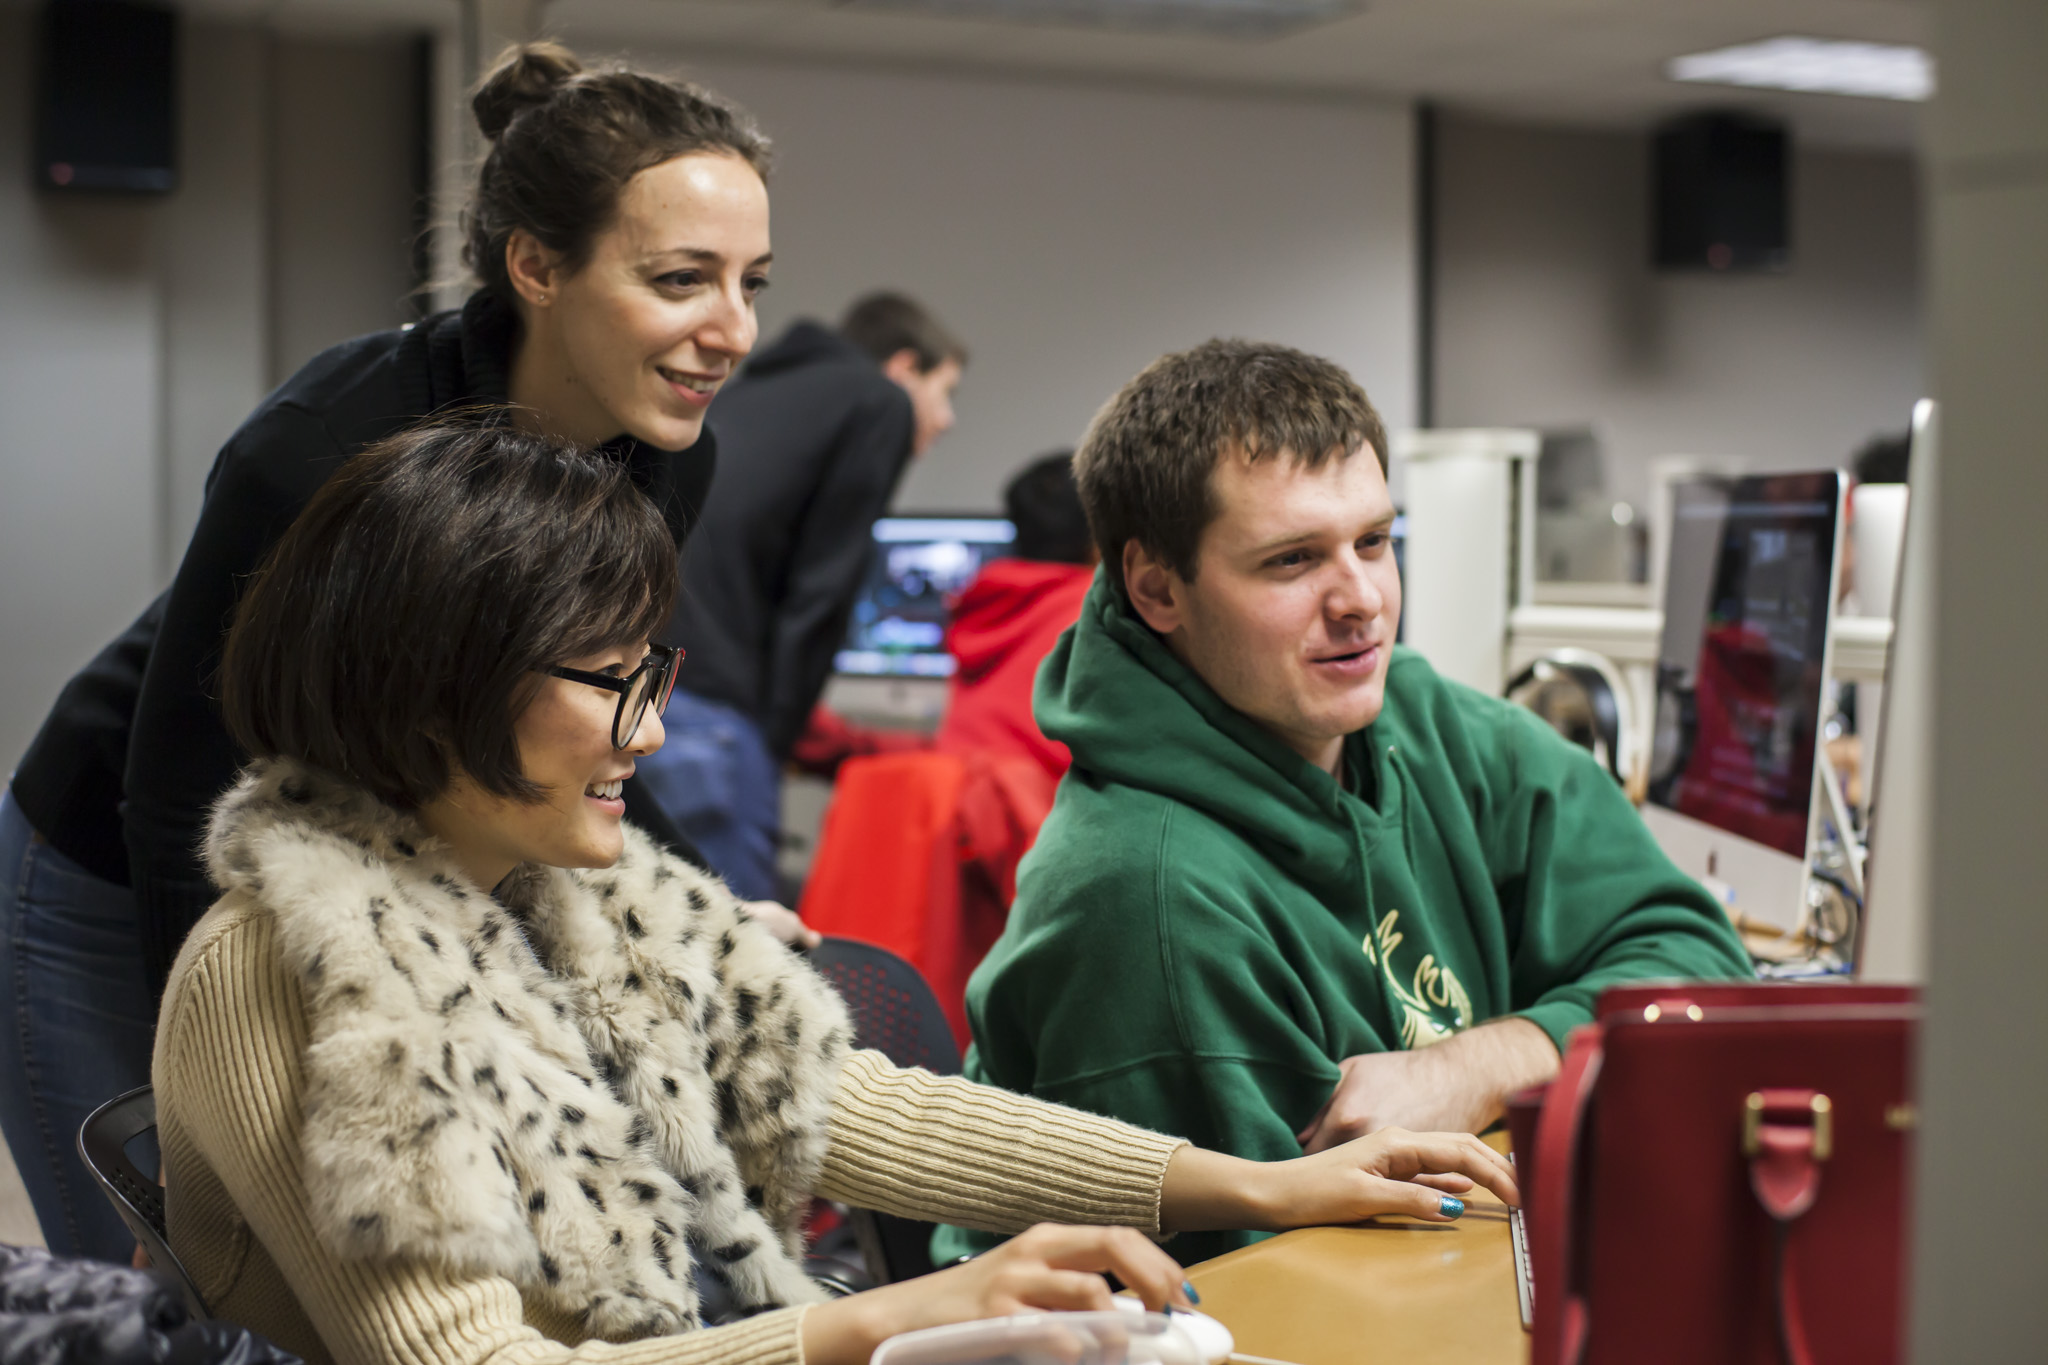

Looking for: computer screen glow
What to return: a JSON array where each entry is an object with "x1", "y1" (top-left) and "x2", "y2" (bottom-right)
[{"x1": 836, "y1": 517, "x2": 1016, "y2": 678}]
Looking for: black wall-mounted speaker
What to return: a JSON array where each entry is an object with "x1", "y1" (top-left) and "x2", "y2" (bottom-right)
[
  {"x1": 34, "y1": 0, "x2": 179, "y2": 194},
  {"x1": 1652, "y1": 112, "x2": 1788, "y2": 273}
]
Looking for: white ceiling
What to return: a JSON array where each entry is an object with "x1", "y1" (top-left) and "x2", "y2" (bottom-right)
[{"x1": 178, "y1": 0, "x2": 1930, "y2": 150}]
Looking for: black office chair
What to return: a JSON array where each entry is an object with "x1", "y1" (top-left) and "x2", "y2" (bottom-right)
[
  {"x1": 806, "y1": 937, "x2": 961, "y2": 1283},
  {"x1": 77, "y1": 1085, "x2": 207, "y2": 1320}
]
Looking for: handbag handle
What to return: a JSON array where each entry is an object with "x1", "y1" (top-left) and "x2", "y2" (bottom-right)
[
  {"x1": 1745, "y1": 1089, "x2": 1832, "y2": 1365},
  {"x1": 1529, "y1": 1024, "x2": 1605, "y2": 1365}
]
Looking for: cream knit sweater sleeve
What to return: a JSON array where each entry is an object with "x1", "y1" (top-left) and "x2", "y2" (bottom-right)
[{"x1": 814, "y1": 1053, "x2": 1186, "y2": 1235}]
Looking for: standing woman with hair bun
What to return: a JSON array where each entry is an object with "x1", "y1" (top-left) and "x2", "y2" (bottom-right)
[{"x1": 0, "y1": 41, "x2": 777, "y2": 1262}]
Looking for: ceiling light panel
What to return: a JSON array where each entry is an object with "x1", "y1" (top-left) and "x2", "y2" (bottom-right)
[
  {"x1": 833, "y1": 0, "x2": 1364, "y2": 41},
  {"x1": 1667, "y1": 37, "x2": 1933, "y2": 102}
]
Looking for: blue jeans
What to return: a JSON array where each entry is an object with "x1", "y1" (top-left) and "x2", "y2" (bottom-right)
[
  {"x1": 636, "y1": 692, "x2": 782, "y2": 902},
  {"x1": 0, "y1": 786, "x2": 157, "y2": 1260}
]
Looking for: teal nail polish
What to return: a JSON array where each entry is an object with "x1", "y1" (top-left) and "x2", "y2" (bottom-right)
[
  {"x1": 1182, "y1": 1280, "x2": 1201, "y2": 1305},
  {"x1": 1439, "y1": 1195, "x2": 1465, "y2": 1219}
]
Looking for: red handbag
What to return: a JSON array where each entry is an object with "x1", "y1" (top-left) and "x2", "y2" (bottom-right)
[{"x1": 1523, "y1": 983, "x2": 1919, "y2": 1365}]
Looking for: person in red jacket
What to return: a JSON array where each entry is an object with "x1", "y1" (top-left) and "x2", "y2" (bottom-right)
[
  {"x1": 937, "y1": 452, "x2": 1098, "y2": 781},
  {"x1": 801, "y1": 453, "x2": 1096, "y2": 1039}
]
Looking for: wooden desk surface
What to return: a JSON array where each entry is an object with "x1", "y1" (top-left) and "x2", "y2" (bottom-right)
[{"x1": 1184, "y1": 1136, "x2": 1526, "y2": 1365}]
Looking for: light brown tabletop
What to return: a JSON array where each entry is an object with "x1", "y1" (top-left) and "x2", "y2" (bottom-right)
[{"x1": 1183, "y1": 1137, "x2": 1526, "y2": 1365}]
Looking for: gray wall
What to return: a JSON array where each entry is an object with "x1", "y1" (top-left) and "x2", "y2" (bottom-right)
[
  {"x1": 646, "y1": 53, "x2": 1419, "y2": 512},
  {"x1": 0, "y1": 7, "x2": 171, "y2": 775},
  {"x1": 162, "y1": 25, "x2": 270, "y2": 573},
  {"x1": 1912, "y1": 0, "x2": 2048, "y2": 1355},
  {"x1": 0, "y1": 15, "x2": 418, "y2": 772},
  {"x1": 1434, "y1": 113, "x2": 1925, "y2": 508},
  {"x1": 270, "y1": 37, "x2": 422, "y2": 382}
]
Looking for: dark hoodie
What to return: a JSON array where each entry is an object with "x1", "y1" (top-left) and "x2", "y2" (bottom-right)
[
  {"x1": 935, "y1": 558, "x2": 1094, "y2": 781},
  {"x1": 669, "y1": 321, "x2": 916, "y2": 757},
  {"x1": 936, "y1": 575, "x2": 1750, "y2": 1265}
]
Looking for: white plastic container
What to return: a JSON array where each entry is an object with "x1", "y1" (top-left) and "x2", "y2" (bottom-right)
[{"x1": 870, "y1": 1309, "x2": 1217, "y2": 1365}]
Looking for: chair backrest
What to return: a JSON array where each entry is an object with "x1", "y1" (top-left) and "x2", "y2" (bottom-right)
[
  {"x1": 77, "y1": 1085, "x2": 207, "y2": 1320},
  {"x1": 808, "y1": 936, "x2": 962, "y2": 1077},
  {"x1": 806, "y1": 937, "x2": 960, "y2": 1285}
]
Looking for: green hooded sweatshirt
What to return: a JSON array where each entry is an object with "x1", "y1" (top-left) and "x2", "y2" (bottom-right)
[{"x1": 934, "y1": 575, "x2": 1750, "y2": 1266}]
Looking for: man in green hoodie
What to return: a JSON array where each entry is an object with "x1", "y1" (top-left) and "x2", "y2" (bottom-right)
[{"x1": 934, "y1": 340, "x2": 1751, "y2": 1267}]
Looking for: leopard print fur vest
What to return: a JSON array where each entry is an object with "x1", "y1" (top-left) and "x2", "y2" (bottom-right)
[{"x1": 202, "y1": 758, "x2": 852, "y2": 1340}]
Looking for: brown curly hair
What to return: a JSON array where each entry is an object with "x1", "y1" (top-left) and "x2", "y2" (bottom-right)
[{"x1": 1074, "y1": 339, "x2": 1387, "y2": 595}]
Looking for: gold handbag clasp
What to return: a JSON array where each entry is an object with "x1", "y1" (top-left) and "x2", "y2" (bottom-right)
[{"x1": 1743, "y1": 1090, "x2": 1833, "y2": 1161}]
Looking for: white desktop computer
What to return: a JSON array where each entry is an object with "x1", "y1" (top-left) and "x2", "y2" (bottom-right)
[
  {"x1": 1640, "y1": 470, "x2": 1849, "y2": 934},
  {"x1": 1391, "y1": 427, "x2": 1539, "y2": 695}
]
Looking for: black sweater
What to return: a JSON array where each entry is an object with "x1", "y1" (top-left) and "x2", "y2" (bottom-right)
[
  {"x1": 10, "y1": 292, "x2": 716, "y2": 997},
  {"x1": 668, "y1": 321, "x2": 915, "y2": 758}
]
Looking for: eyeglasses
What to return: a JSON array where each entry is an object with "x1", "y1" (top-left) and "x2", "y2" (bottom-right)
[{"x1": 545, "y1": 644, "x2": 682, "y2": 749}]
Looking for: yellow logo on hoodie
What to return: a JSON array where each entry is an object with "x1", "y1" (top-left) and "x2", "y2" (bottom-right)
[{"x1": 1362, "y1": 910, "x2": 1474, "y2": 1049}]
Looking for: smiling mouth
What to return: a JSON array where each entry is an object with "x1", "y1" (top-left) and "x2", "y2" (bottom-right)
[
  {"x1": 585, "y1": 779, "x2": 625, "y2": 800},
  {"x1": 657, "y1": 366, "x2": 722, "y2": 396}
]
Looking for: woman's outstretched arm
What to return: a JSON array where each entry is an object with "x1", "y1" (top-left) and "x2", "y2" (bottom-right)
[
  {"x1": 813, "y1": 1051, "x2": 1187, "y2": 1235},
  {"x1": 816, "y1": 1051, "x2": 1520, "y2": 1238}
]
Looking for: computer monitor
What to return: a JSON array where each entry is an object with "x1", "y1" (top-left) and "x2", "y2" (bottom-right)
[
  {"x1": 834, "y1": 515, "x2": 1016, "y2": 678},
  {"x1": 1641, "y1": 470, "x2": 1848, "y2": 933}
]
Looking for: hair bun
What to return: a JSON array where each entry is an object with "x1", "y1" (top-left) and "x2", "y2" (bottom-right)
[{"x1": 472, "y1": 41, "x2": 582, "y2": 141}]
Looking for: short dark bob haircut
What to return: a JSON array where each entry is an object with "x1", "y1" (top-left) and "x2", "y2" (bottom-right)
[
  {"x1": 1073, "y1": 338, "x2": 1387, "y2": 597},
  {"x1": 219, "y1": 418, "x2": 678, "y2": 811}
]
